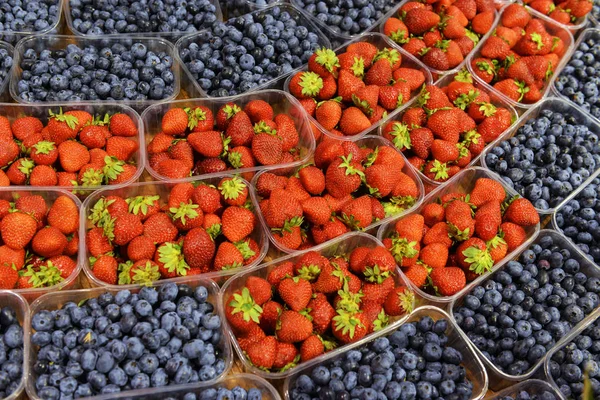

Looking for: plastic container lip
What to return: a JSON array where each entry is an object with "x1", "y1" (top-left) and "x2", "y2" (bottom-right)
[
  {"x1": 9, "y1": 35, "x2": 181, "y2": 110},
  {"x1": 141, "y1": 89, "x2": 316, "y2": 184},
  {"x1": 219, "y1": 231, "x2": 417, "y2": 380},
  {"x1": 250, "y1": 135, "x2": 425, "y2": 255},
  {"x1": 174, "y1": 3, "x2": 331, "y2": 99},
  {"x1": 0, "y1": 0, "x2": 63, "y2": 37},
  {"x1": 282, "y1": 32, "x2": 434, "y2": 142},
  {"x1": 480, "y1": 96, "x2": 600, "y2": 215},
  {"x1": 465, "y1": 5, "x2": 574, "y2": 111},
  {"x1": 483, "y1": 379, "x2": 564, "y2": 400},
  {"x1": 0, "y1": 290, "x2": 30, "y2": 400},
  {"x1": 25, "y1": 276, "x2": 233, "y2": 400},
  {"x1": 79, "y1": 175, "x2": 269, "y2": 289},
  {"x1": 282, "y1": 305, "x2": 489, "y2": 400},
  {"x1": 0, "y1": 102, "x2": 145, "y2": 193},
  {"x1": 377, "y1": 166, "x2": 541, "y2": 306},
  {"x1": 64, "y1": 0, "x2": 222, "y2": 40},
  {"x1": 0, "y1": 187, "x2": 83, "y2": 299},
  {"x1": 0, "y1": 41, "x2": 15, "y2": 100}
]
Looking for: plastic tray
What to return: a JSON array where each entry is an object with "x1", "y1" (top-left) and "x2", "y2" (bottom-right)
[
  {"x1": 141, "y1": 90, "x2": 315, "y2": 183},
  {"x1": 466, "y1": 6, "x2": 573, "y2": 111},
  {"x1": 0, "y1": 102, "x2": 145, "y2": 194},
  {"x1": 219, "y1": 231, "x2": 418, "y2": 380},
  {"x1": 451, "y1": 229, "x2": 600, "y2": 390},
  {"x1": 282, "y1": 32, "x2": 433, "y2": 142},
  {"x1": 484, "y1": 379, "x2": 563, "y2": 399},
  {"x1": 220, "y1": 0, "x2": 283, "y2": 19},
  {"x1": 0, "y1": 188, "x2": 83, "y2": 301},
  {"x1": 25, "y1": 276, "x2": 233, "y2": 400},
  {"x1": 64, "y1": 0, "x2": 222, "y2": 40},
  {"x1": 0, "y1": 290, "x2": 30, "y2": 400},
  {"x1": 250, "y1": 135, "x2": 425, "y2": 254},
  {"x1": 175, "y1": 4, "x2": 330, "y2": 99},
  {"x1": 80, "y1": 175, "x2": 269, "y2": 289},
  {"x1": 9, "y1": 35, "x2": 180, "y2": 111},
  {"x1": 282, "y1": 305, "x2": 489, "y2": 400},
  {"x1": 0, "y1": 41, "x2": 14, "y2": 102},
  {"x1": 377, "y1": 166, "x2": 541, "y2": 308},
  {"x1": 0, "y1": 0, "x2": 64, "y2": 45}
]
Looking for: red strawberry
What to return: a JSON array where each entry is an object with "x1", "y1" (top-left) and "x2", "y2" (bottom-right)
[
  {"x1": 260, "y1": 300, "x2": 283, "y2": 333},
  {"x1": 244, "y1": 100, "x2": 274, "y2": 123},
  {"x1": 325, "y1": 155, "x2": 364, "y2": 198},
  {"x1": 278, "y1": 276, "x2": 313, "y2": 311},
  {"x1": 384, "y1": 18, "x2": 409, "y2": 44},
  {"x1": 92, "y1": 255, "x2": 118, "y2": 285},
  {"x1": 214, "y1": 242, "x2": 244, "y2": 271},
  {"x1": 300, "y1": 335, "x2": 325, "y2": 362},
  {"x1": 346, "y1": 42, "x2": 378, "y2": 67},
  {"x1": 273, "y1": 341, "x2": 299, "y2": 370},
  {"x1": 183, "y1": 228, "x2": 215, "y2": 270},
  {"x1": 289, "y1": 71, "x2": 324, "y2": 99},
  {"x1": 247, "y1": 336, "x2": 277, "y2": 369},
  {"x1": 404, "y1": 8, "x2": 441, "y2": 34},
  {"x1": 267, "y1": 261, "x2": 294, "y2": 288},
  {"x1": 337, "y1": 70, "x2": 366, "y2": 103},
  {"x1": 470, "y1": 178, "x2": 507, "y2": 207},
  {"x1": 501, "y1": 4, "x2": 532, "y2": 28},
  {"x1": 308, "y1": 293, "x2": 335, "y2": 334},
  {"x1": 221, "y1": 206, "x2": 255, "y2": 242},
  {"x1": 341, "y1": 195, "x2": 373, "y2": 230},
  {"x1": 403, "y1": 263, "x2": 429, "y2": 288},
  {"x1": 429, "y1": 267, "x2": 466, "y2": 296},
  {"x1": 421, "y1": 47, "x2": 450, "y2": 71},
  {"x1": 501, "y1": 221, "x2": 527, "y2": 251},
  {"x1": 383, "y1": 286, "x2": 414, "y2": 316},
  {"x1": 226, "y1": 288, "x2": 263, "y2": 333},
  {"x1": 365, "y1": 59, "x2": 392, "y2": 86},
  {"x1": 276, "y1": 310, "x2": 313, "y2": 343},
  {"x1": 274, "y1": 114, "x2": 299, "y2": 152},
  {"x1": 431, "y1": 139, "x2": 459, "y2": 163},
  {"x1": 332, "y1": 310, "x2": 368, "y2": 344},
  {"x1": 219, "y1": 176, "x2": 248, "y2": 206},
  {"x1": 504, "y1": 197, "x2": 540, "y2": 226}
]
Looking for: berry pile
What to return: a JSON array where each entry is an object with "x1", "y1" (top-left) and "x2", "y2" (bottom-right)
[
  {"x1": 179, "y1": 6, "x2": 323, "y2": 97},
  {"x1": 289, "y1": 316, "x2": 476, "y2": 400},
  {"x1": 383, "y1": 176, "x2": 540, "y2": 297},
  {"x1": 0, "y1": 109, "x2": 139, "y2": 188},
  {"x1": 162, "y1": 385, "x2": 264, "y2": 400},
  {"x1": 382, "y1": 72, "x2": 513, "y2": 183},
  {"x1": 382, "y1": 0, "x2": 496, "y2": 72},
  {"x1": 293, "y1": 0, "x2": 401, "y2": 38},
  {"x1": 86, "y1": 178, "x2": 261, "y2": 286},
  {"x1": 484, "y1": 108, "x2": 600, "y2": 211},
  {"x1": 524, "y1": 0, "x2": 592, "y2": 26},
  {"x1": 454, "y1": 233, "x2": 600, "y2": 377},
  {"x1": 16, "y1": 41, "x2": 176, "y2": 102},
  {"x1": 494, "y1": 389, "x2": 558, "y2": 400},
  {"x1": 0, "y1": 47, "x2": 12, "y2": 86},
  {"x1": 554, "y1": 177, "x2": 600, "y2": 264},
  {"x1": 554, "y1": 34, "x2": 600, "y2": 119},
  {"x1": 0, "y1": 194, "x2": 79, "y2": 290},
  {"x1": 69, "y1": 0, "x2": 218, "y2": 35},
  {"x1": 31, "y1": 284, "x2": 226, "y2": 399},
  {"x1": 289, "y1": 41, "x2": 427, "y2": 137},
  {"x1": 548, "y1": 315, "x2": 600, "y2": 398},
  {"x1": 147, "y1": 101, "x2": 303, "y2": 181},
  {"x1": 0, "y1": 0, "x2": 59, "y2": 34},
  {"x1": 225, "y1": 246, "x2": 414, "y2": 372},
  {"x1": 0, "y1": 306, "x2": 24, "y2": 399},
  {"x1": 221, "y1": 0, "x2": 279, "y2": 18},
  {"x1": 255, "y1": 139, "x2": 420, "y2": 251},
  {"x1": 592, "y1": 0, "x2": 600, "y2": 21},
  {"x1": 470, "y1": 4, "x2": 566, "y2": 104}
]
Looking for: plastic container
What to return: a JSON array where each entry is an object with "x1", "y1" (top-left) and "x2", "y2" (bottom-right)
[
  {"x1": 220, "y1": 232, "x2": 418, "y2": 380},
  {"x1": 220, "y1": 0, "x2": 283, "y2": 19},
  {"x1": 451, "y1": 229, "x2": 600, "y2": 391},
  {"x1": 80, "y1": 175, "x2": 269, "y2": 289},
  {"x1": 141, "y1": 90, "x2": 316, "y2": 183},
  {"x1": 0, "y1": 0, "x2": 64, "y2": 45},
  {"x1": 282, "y1": 305, "x2": 489, "y2": 400},
  {"x1": 10, "y1": 35, "x2": 180, "y2": 111},
  {"x1": 480, "y1": 97, "x2": 600, "y2": 215},
  {"x1": 0, "y1": 290, "x2": 30, "y2": 400},
  {"x1": 0, "y1": 41, "x2": 14, "y2": 102},
  {"x1": 283, "y1": 32, "x2": 433, "y2": 142},
  {"x1": 466, "y1": 6, "x2": 573, "y2": 111},
  {"x1": 484, "y1": 379, "x2": 564, "y2": 399},
  {"x1": 64, "y1": 0, "x2": 222, "y2": 41},
  {"x1": 250, "y1": 135, "x2": 425, "y2": 254},
  {"x1": 0, "y1": 188, "x2": 83, "y2": 302},
  {"x1": 25, "y1": 276, "x2": 233, "y2": 400},
  {"x1": 175, "y1": 4, "x2": 330, "y2": 99},
  {"x1": 377, "y1": 166, "x2": 541, "y2": 309},
  {"x1": 0, "y1": 102, "x2": 145, "y2": 195}
]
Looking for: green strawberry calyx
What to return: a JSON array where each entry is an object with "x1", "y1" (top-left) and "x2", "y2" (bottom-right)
[
  {"x1": 126, "y1": 195, "x2": 160, "y2": 216},
  {"x1": 229, "y1": 287, "x2": 263, "y2": 323},
  {"x1": 447, "y1": 222, "x2": 470, "y2": 241},
  {"x1": 103, "y1": 156, "x2": 125, "y2": 184},
  {"x1": 158, "y1": 242, "x2": 190, "y2": 276},
  {"x1": 20, "y1": 262, "x2": 64, "y2": 288},
  {"x1": 429, "y1": 160, "x2": 449, "y2": 181},
  {"x1": 350, "y1": 56, "x2": 365, "y2": 78},
  {"x1": 465, "y1": 29, "x2": 480, "y2": 45},
  {"x1": 130, "y1": 261, "x2": 161, "y2": 286},
  {"x1": 373, "y1": 48, "x2": 401, "y2": 68},
  {"x1": 17, "y1": 158, "x2": 34, "y2": 177},
  {"x1": 397, "y1": 288, "x2": 415, "y2": 314},
  {"x1": 299, "y1": 71, "x2": 324, "y2": 97},
  {"x1": 389, "y1": 236, "x2": 418, "y2": 265},
  {"x1": 352, "y1": 94, "x2": 374, "y2": 116},
  {"x1": 169, "y1": 201, "x2": 199, "y2": 225},
  {"x1": 455, "y1": 69, "x2": 473, "y2": 83},
  {"x1": 253, "y1": 121, "x2": 277, "y2": 135},
  {"x1": 296, "y1": 264, "x2": 321, "y2": 281},
  {"x1": 234, "y1": 240, "x2": 255, "y2": 261},
  {"x1": 454, "y1": 89, "x2": 479, "y2": 110},
  {"x1": 372, "y1": 309, "x2": 389, "y2": 332},
  {"x1": 363, "y1": 264, "x2": 391, "y2": 284},
  {"x1": 227, "y1": 151, "x2": 243, "y2": 169},
  {"x1": 530, "y1": 32, "x2": 544, "y2": 50},
  {"x1": 339, "y1": 154, "x2": 365, "y2": 179},
  {"x1": 332, "y1": 309, "x2": 364, "y2": 339},
  {"x1": 91, "y1": 113, "x2": 110, "y2": 127},
  {"x1": 81, "y1": 167, "x2": 105, "y2": 187},
  {"x1": 389, "y1": 29, "x2": 408, "y2": 44},
  {"x1": 388, "y1": 122, "x2": 411, "y2": 151},
  {"x1": 222, "y1": 104, "x2": 241, "y2": 120},
  {"x1": 335, "y1": 279, "x2": 363, "y2": 313},
  {"x1": 206, "y1": 223, "x2": 222, "y2": 240},
  {"x1": 462, "y1": 245, "x2": 494, "y2": 275},
  {"x1": 32, "y1": 141, "x2": 55, "y2": 155},
  {"x1": 117, "y1": 261, "x2": 134, "y2": 285},
  {"x1": 218, "y1": 176, "x2": 246, "y2": 201},
  {"x1": 49, "y1": 107, "x2": 78, "y2": 130},
  {"x1": 314, "y1": 48, "x2": 340, "y2": 73},
  {"x1": 88, "y1": 197, "x2": 115, "y2": 227},
  {"x1": 185, "y1": 107, "x2": 207, "y2": 130}
]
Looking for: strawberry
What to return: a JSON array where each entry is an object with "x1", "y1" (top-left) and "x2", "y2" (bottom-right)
[
  {"x1": 501, "y1": 4, "x2": 532, "y2": 28},
  {"x1": 289, "y1": 71, "x2": 324, "y2": 99},
  {"x1": 187, "y1": 106, "x2": 214, "y2": 133},
  {"x1": 29, "y1": 165, "x2": 57, "y2": 186},
  {"x1": 404, "y1": 8, "x2": 441, "y2": 34},
  {"x1": 162, "y1": 108, "x2": 189, "y2": 135},
  {"x1": 214, "y1": 241, "x2": 244, "y2": 271},
  {"x1": 300, "y1": 335, "x2": 325, "y2": 362},
  {"x1": 92, "y1": 255, "x2": 118, "y2": 285},
  {"x1": 274, "y1": 226, "x2": 303, "y2": 252},
  {"x1": 564, "y1": 0, "x2": 592, "y2": 17},
  {"x1": 308, "y1": 293, "x2": 335, "y2": 334},
  {"x1": 341, "y1": 196, "x2": 373, "y2": 230},
  {"x1": 47, "y1": 109, "x2": 88, "y2": 144},
  {"x1": 219, "y1": 176, "x2": 248, "y2": 206},
  {"x1": 246, "y1": 336, "x2": 277, "y2": 369},
  {"x1": 278, "y1": 276, "x2": 312, "y2": 311},
  {"x1": 194, "y1": 158, "x2": 225, "y2": 176},
  {"x1": 252, "y1": 131, "x2": 283, "y2": 165},
  {"x1": 470, "y1": 178, "x2": 507, "y2": 207},
  {"x1": 127, "y1": 236, "x2": 156, "y2": 261},
  {"x1": 426, "y1": 109, "x2": 462, "y2": 143},
  {"x1": 298, "y1": 166, "x2": 325, "y2": 195},
  {"x1": 276, "y1": 310, "x2": 313, "y2": 343},
  {"x1": 384, "y1": 18, "x2": 409, "y2": 44},
  {"x1": 493, "y1": 79, "x2": 529, "y2": 102},
  {"x1": 318, "y1": 75, "x2": 337, "y2": 100},
  {"x1": 0, "y1": 137, "x2": 18, "y2": 169},
  {"x1": 481, "y1": 36, "x2": 511, "y2": 60},
  {"x1": 431, "y1": 139, "x2": 459, "y2": 163},
  {"x1": 454, "y1": 0, "x2": 477, "y2": 18},
  {"x1": 32, "y1": 226, "x2": 67, "y2": 258},
  {"x1": 57, "y1": 141, "x2": 90, "y2": 172},
  {"x1": 187, "y1": 130, "x2": 223, "y2": 158},
  {"x1": 351, "y1": 85, "x2": 379, "y2": 117},
  {"x1": 403, "y1": 263, "x2": 429, "y2": 288},
  {"x1": 430, "y1": 267, "x2": 466, "y2": 296},
  {"x1": 504, "y1": 197, "x2": 540, "y2": 226},
  {"x1": 337, "y1": 70, "x2": 366, "y2": 103},
  {"x1": 442, "y1": 18, "x2": 466, "y2": 39},
  {"x1": 267, "y1": 261, "x2": 294, "y2": 288},
  {"x1": 500, "y1": 222, "x2": 526, "y2": 251},
  {"x1": 421, "y1": 47, "x2": 450, "y2": 71},
  {"x1": 299, "y1": 98, "x2": 317, "y2": 117},
  {"x1": 423, "y1": 221, "x2": 454, "y2": 247},
  {"x1": 11, "y1": 116, "x2": 43, "y2": 141},
  {"x1": 1, "y1": 212, "x2": 37, "y2": 250},
  {"x1": 226, "y1": 111, "x2": 254, "y2": 147},
  {"x1": 237, "y1": 324, "x2": 266, "y2": 352},
  {"x1": 300, "y1": 197, "x2": 330, "y2": 226},
  {"x1": 260, "y1": 300, "x2": 283, "y2": 333},
  {"x1": 365, "y1": 59, "x2": 392, "y2": 86},
  {"x1": 362, "y1": 275, "x2": 395, "y2": 304},
  {"x1": 226, "y1": 287, "x2": 263, "y2": 334},
  {"x1": 339, "y1": 107, "x2": 371, "y2": 136},
  {"x1": 274, "y1": 114, "x2": 299, "y2": 152},
  {"x1": 215, "y1": 103, "x2": 241, "y2": 130},
  {"x1": 455, "y1": 36, "x2": 475, "y2": 57},
  {"x1": 50, "y1": 255, "x2": 77, "y2": 279},
  {"x1": 472, "y1": 10, "x2": 495, "y2": 34},
  {"x1": 312, "y1": 262, "x2": 346, "y2": 294},
  {"x1": 183, "y1": 228, "x2": 215, "y2": 270},
  {"x1": 420, "y1": 242, "x2": 449, "y2": 269},
  {"x1": 244, "y1": 100, "x2": 274, "y2": 123},
  {"x1": 383, "y1": 286, "x2": 414, "y2": 316},
  {"x1": 86, "y1": 227, "x2": 113, "y2": 257},
  {"x1": 346, "y1": 42, "x2": 378, "y2": 67},
  {"x1": 488, "y1": 235, "x2": 508, "y2": 263},
  {"x1": 264, "y1": 188, "x2": 303, "y2": 229},
  {"x1": 109, "y1": 113, "x2": 138, "y2": 137},
  {"x1": 221, "y1": 206, "x2": 255, "y2": 243},
  {"x1": 245, "y1": 276, "x2": 272, "y2": 305},
  {"x1": 474, "y1": 200, "x2": 502, "y2": 241},
  {"x1": 325, "y1": 155, "x2": 364, "y2": 198},
  {"x1": 273, "y1": 341, "x2": 299, "y2": 370},
  {"x1": 332, "y1": 310, "x2": 368, "y2": 344},
  {"x1": 0, "y1": 264, "x2": 18, "y2": 289}
]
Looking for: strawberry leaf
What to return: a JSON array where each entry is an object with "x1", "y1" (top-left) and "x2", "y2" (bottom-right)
[
  {"x1": 462, "y1": 245, "x2": 493, "y2": 275},
  {"x1": 230, "y1": 287, "x2": 263, "y2": 323},
  {"x1": 158, "y1": 242, "x2": 190, "y2": 276}
]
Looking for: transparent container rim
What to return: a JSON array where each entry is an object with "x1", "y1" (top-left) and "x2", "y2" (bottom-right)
[
  {"x1": 79, "y1": 175, "x2": 270, "y2": 289},
  {"x1": 9, "y1": 35, "x2": 181, "y2": 108},
  {"x1": 483, "y1": 378, "x2": 564, "y2": 399},
  {"x1": 0, "y1": 0, "x2": 64, "y2": 36},
  {"x1": 0, "y1": 290, "x2": 30, "y2": 400}
]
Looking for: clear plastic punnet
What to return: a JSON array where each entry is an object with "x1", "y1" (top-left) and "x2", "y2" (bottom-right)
[
  {"x1": 0, "y1": 0, "x2": 64, "y2": 45},
  {"x1": 219, "y1": 232, "x2": 418, "y2": 380},
  {"x1": 377, "y1": 167, "x2": 541, "y2": 308},
  {"x1": 0, "y1": 290, "x2": 30, "y2": 400},
  {"x1": 484, "y1": 379, "x2": 563, "y2": 399},
  {"x1": 282, "y1": 305, "x2": 489, "y2": 400},
  {"x1": 220, "y1": 0, "x2": 282, "y2": 19},
  {"x1": 141, "y1": 90, "x2": 316, "y2": 184},
  {"x1": 0, "y1": 41, "x2": 14, "y2": 102},
  {"x1": 80, "y1": 176, "x2": 269, "y2": 289}
]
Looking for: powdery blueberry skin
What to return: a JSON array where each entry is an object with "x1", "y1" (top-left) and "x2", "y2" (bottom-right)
[{"x1": 0, "y1": 306, "x2": 24, "y2": 399}]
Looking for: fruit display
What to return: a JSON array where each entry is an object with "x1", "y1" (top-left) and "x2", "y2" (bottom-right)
[
  {"x1": 286, "y1": 34, "x2": 431, "y2": 140},
  {"x1": 381, "y1": 0, "x2": 497, "y2": 73},
  {"x1": 221, "y1": 233, "x2": 415, "y2": 376},
  {"x1": 285, "y1": 307, "x2": 488, "y2": 400},
  {"x1": 524, "y1": 0, "x2": 592, "y2": 27},
  {"x1": 554, "y1": 29, "x2": 600, "y2": 121},
  {"x1": 0, "y1": 191, "x2": 80, "y2": 291},
  {"x1": 454, "y1": 230, "x2": 600, "y2": 382},
  {"x1": 0, "y1": 301, "x2": 25, "y2": 400},
  {"x1": 221, "y1": 0, "x2": 279, "y2": 19},
  {"x1": 0, "y1": 0, "x2": 60, "y2": 39},
  {"x1": 0, "y1": 44, "x2": 12, "y2": 91},
  {"x1": 144, "y1": 91, "x2": 313, "y2": 182},
  {"x1": 554, "y1": 176, "x2": 600, "y2": 265},
  {"x1": 468, "y1": 3, "x2": 571, "y2": 105},
  {"x1": 67, "y1": 0, "x2": 219, "y2": 35},
  {"x1": 252, "y1": 136, "x2": 423, "y2": 252},
  {"x1": 14, "y1": 36, "x2": 178, "y2": 103},
  {"x1": 483, "y1": 100, "x2": 600, "y2": 213},
  {"x1": 378, "y1": 168, "x2": 540, "y2": 301},
  {"x1": 84, "y1": 177, "x2": 265, "y2": 287},
  {"x1": 592, "y1": 0, "x2": 600, "y2": 21},
  {"x1": 28, "y1": 283, "x2": 229, "y2": 399},
  {"x1": 177, "y1": 4, "x2": 327, "y2": 98},
  {"x1": 380, "y1": 70, "x2": 515, "y2": 185},
  {"x1": 0, "y1": 105, "x2": 141, "y2": 189},
  {"x1": 489, "y1": 380, "x2": 560, "y2": 400}
]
